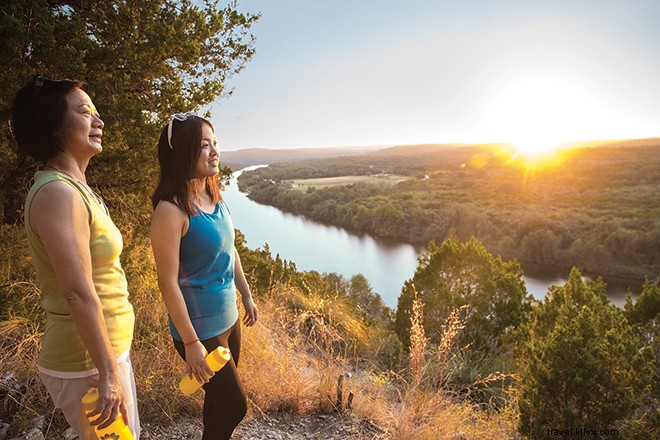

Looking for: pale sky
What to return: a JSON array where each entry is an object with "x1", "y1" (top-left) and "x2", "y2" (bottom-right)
[{"x1": 211, "y1": 0, "x2": 660, "y2": 150}]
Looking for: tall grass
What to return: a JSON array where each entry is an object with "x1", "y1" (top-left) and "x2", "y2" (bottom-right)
[
  {"x1": 383, "y1": 296, "x2": 518, "y2": 439},
  {"x1": 1, "y1": 224, "x2": 518, "y2": 438}
]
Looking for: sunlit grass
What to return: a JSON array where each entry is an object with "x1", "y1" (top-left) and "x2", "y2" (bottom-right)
[{"x1": 1, "y1": 224, "x2": 518, "y2": 438}]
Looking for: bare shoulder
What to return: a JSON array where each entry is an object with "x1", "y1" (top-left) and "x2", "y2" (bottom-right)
[
  {"x1": 29, "y1": 180, "x2": 87, "y2": 236},
  {"x1": 33, "y1": 179, "x2": 79, "y2": 202},
  {"x1": 31, "y1": 180, "x2": 85, "y2": 216},
  {"x1": 153, "y1": 199, "x2": 187, "y2": 219},
  {"x1": 151, "y1": 199, "x2": 188, "y2": 235}
]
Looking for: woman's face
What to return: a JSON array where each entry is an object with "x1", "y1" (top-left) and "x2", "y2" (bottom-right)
[
  {"x1": 59, "y1": 88, "x2": 104, "y2": 157},
  {"x1": 194, "y1": 122, "x2": 219, "y2": 178}
]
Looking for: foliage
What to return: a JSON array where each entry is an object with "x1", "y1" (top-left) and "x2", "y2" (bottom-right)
[
  {"x1": 394, "y1": 236, "x2": 533, "y2": 351},
  {"x1": 623, "y1": 279, "x2": 660, "y2": 436},
  {"x1": 517, "y1": 268, "x2": 655, "y2": 439},
  {"x1": 238, "y1": 142, "x2": 660, "y2": 281},
  {"x1": 624, "y1": 279, "x2": 660, "y2": 326},
  {"x1": 347, "y1": 274, "x2": 393, "y2": 326},
  {"x1": 0, "y1": 0, "x2": 258, "y2": 226}
]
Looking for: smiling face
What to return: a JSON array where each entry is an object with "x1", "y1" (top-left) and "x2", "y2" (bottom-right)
[
  {"x1": 194, "y1": 122, "x2": 219, "y2": 178},
  {"x1": 59, "y1": 88, "x2": 104, "y2": 157}
]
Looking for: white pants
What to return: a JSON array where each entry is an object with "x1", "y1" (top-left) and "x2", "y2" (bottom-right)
[{"x1": 39, "y1": 356, "x2": 140, "y2": 439}]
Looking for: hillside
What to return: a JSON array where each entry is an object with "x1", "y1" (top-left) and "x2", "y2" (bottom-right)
[{"x1": 0, "y1": 226, "x2": 522, "y2": 439}]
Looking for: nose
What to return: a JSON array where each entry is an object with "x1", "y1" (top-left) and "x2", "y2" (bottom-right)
[
  {"x1": 211, "y1": 143, "x2": 219, "y2": 156},
  {"x1": 94, "y1": 113, "x2": 104, "y2": 130}
]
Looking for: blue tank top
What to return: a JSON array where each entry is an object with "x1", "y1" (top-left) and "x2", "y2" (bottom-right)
[{"x1": 169, "y1": 200, "x2": 239, "y2": 341}]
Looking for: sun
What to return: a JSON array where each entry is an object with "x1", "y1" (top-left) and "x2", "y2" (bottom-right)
[
  {"x1": 482, "y1": 72, "x2": 599, "y2": 161},
  {"x1": 510, "y1": 138, "x2": 564, "y2": 161}
]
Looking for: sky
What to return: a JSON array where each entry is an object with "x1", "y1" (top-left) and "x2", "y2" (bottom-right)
[{"x1": 210, "y1": 0, "x2": 660, "y2": 151}]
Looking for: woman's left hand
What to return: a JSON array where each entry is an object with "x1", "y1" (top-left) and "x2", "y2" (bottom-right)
[{"x1": 242, "y1": 296, "x2": 258, "y2": 327}]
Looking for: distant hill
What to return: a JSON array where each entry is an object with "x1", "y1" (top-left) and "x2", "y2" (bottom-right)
[
  {"x1": 222, "y1": 138, "x2": 660, "y2": 170},
  {"x1": 563, "y1": 137, "x2": 660, "y2": 149},
  {"x1": 221, "y1": 146, "x2": 382, "y2": 169},
  {"x1": 370, "y1": 143, "x2": 491, "y2": 156}
]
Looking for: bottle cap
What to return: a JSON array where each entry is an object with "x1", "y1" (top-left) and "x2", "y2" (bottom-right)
[
  {"x1": 207, "y1": 347, "x2": 231, "y2": 370},
  {"x1": 81, "y1": 388, "x2": 99, "y2": 412}
]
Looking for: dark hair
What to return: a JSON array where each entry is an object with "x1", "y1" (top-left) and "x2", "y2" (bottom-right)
[
  {"x1": 151, "y1": 115, "x2": 221, "y2": 215},
  {"x1": 10, "y1": 75, "x2": 85, "y2": 163}
]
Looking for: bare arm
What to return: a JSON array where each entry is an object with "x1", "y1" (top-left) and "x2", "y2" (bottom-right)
[
  {"x1": 30, "y1": 182, "x2": 126, "y2": 429},
  {"x1": 150, "y1": 201, "x2": 212, "y2": 382},
  {"x1": 234, "y1": 249, "x2": 258, "y2": 326}
]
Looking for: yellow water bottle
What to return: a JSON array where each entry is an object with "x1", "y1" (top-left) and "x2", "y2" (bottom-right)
[
  {"x1": 81, "y1": 387, "x2": 134, "y2": 439},
  {"x1": 179, "y1": 346, "x2": 231, "y2": 396}
]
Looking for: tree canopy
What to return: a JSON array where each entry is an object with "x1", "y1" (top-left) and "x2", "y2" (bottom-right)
[
  {"x1": 394, "y1": 236, "x2": 533, "y2": 350},
  {"x1": 517, "y1": 269, "x2": 655, "y2": 438},
  {"x1": 0, "y1": 0, "x2": 259, "y2": 226}
]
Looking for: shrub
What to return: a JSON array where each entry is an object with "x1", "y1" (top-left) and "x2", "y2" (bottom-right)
[{"x1": 517, "y1": 268, "x2": 655, "y2": 439}]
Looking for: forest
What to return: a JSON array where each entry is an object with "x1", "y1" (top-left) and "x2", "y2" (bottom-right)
[{"x1": 237, "y1": 140, "x2": 660, "y2": 281}]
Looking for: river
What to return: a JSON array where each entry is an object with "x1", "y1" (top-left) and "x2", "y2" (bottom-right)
[{"x1": 224, "y1": 166, "x2": 642, "y2": 308}]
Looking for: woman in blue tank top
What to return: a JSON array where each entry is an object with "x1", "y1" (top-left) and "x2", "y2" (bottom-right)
[{"x1": 150, "y1": 113, "x2": 258, "y2": 439}]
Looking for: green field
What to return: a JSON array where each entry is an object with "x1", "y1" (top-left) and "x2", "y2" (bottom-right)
[{"x1": 290, "y1": 174, "x2": 412, "y2": 189}]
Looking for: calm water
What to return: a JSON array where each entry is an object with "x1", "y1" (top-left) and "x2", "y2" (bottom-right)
[{"x1": 224, "y1": 166, "x2": 641, "y2": 308}]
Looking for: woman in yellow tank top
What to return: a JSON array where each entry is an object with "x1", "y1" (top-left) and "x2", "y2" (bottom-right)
[{"x1": 11, "y1": 76, "x2": 139, "y2": 439}]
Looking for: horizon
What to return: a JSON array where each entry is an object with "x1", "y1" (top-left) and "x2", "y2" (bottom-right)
[
  {"x1": 221, "y1": 135, "x2": 660, "y2": 153},
  {"x1": 211, "y1": 0, "x2": 660, "y2": 152}
]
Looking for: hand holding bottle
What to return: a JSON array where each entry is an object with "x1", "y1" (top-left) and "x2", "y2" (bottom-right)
[
  {"x1": 82, "y1": 387, "x2": 133, "y2": 439},
  {"x1": 179, "y1": 346, "x2": 231, "y2": 396}
]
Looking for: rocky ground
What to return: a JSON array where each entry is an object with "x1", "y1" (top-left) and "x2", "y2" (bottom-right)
[
  {"x1": 1, "y1": 372, "x2": 388, "y2": 440},
  {"x1": 145, "y1": 413, "x2": 388, "y2": 440},
  {"x1": 1, "y1": 413, "x2": 388, "y2": 440}
]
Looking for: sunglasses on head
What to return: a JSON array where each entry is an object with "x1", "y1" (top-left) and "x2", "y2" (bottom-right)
[
  {"x1": 167, "y1": 112, "x2": 198, "y2": 149},
  {"x1": 32, "y1": 75, "x2": 62, "y2": 102}
]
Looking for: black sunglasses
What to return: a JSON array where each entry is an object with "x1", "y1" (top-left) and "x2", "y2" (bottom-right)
[{"x1": 32, "y1": 76, "x2": 62, "y2": 103}]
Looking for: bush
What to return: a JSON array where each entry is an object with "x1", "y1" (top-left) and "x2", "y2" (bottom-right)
[{"x1": 517, "y1": 268, "x2": 655, "y2": 439}]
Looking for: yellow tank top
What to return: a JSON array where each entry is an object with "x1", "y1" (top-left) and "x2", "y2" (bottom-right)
[{"x1": 24, "y1": 170, "x2": 135, "y2": 372}]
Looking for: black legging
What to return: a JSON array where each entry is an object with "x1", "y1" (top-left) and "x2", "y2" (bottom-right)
[{"x1": 174, "y1": 319, "x2": 247, "y2": 440}]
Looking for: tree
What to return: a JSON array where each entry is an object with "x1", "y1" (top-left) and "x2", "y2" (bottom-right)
[
  {"x1": 394, "y1": 236, "x2": 532, "y2": 349},
  {"x1": 624, "y1": 279, "x2": 660, "y2": 326},
  {"x1": 623, "y1": 280, "x2": 660, "y2": 437},
  {"x1": 518, "y1": 268, "x2": 655, "y2": 439},
  {"x1": 0, "y1": 0, "x2": 259, "y2": 226},
  {"x1": 371, "y1": 203, "x2": 403, "y2": 238},
  {"x1": 349, "y1": 274, "x2": 392, "y2": 325}
]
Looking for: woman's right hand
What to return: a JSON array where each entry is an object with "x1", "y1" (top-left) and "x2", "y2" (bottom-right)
[
  {"x1": 88, "y1": 374, "x2": 128, "y2": 430},
  {"x1": 185, "y1": 341, "x2": 213, "y2": 384}
]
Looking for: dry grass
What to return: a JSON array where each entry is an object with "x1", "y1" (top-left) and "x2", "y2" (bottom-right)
[{"x1": 1, "y1": 224, "x2": 518, "y2": 438}]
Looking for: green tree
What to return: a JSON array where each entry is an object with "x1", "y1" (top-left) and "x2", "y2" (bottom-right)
[
  {"x1": 624, "y1": 279, "x2": 660, "y2": 326},
  {"x1": 371, "y1": 203, "x2": 403, "y2": 237},
  {"x1": 394, "y1": 236, "x2": 532, "y2": 349},
  {"x1": 518, "y1": 268, "x2": 655, "y2": 439},
  {"x1": 1, "y1": 0, "x2": 258, "y2": 226},
  {"x1": 623, "y1": 280, "x2": 660, "y2": 437},
  {"x1": 348, "y1": 274, "x2": 392, "y2": 325}
]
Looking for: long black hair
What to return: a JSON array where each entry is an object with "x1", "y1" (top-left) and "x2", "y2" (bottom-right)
[{"x1": 151, "y1": 115, "x2": 221, "y2": 215}]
